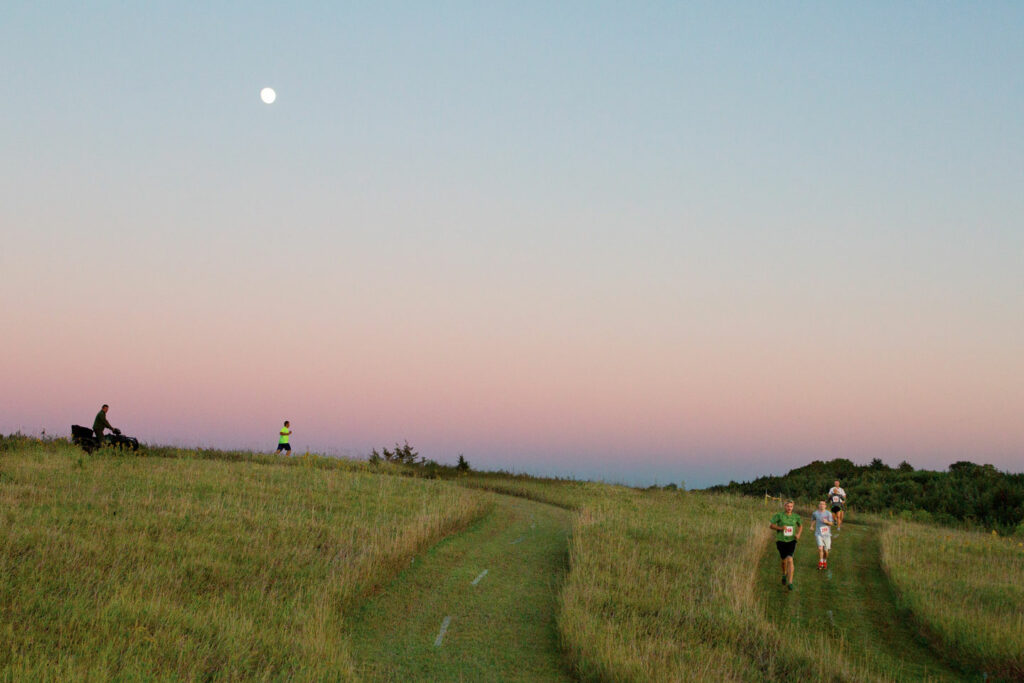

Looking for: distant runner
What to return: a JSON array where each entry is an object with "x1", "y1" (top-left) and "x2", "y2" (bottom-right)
[
  {"x1": 276, "y1": 420, "x2": 293, "y2": 454},
  {"x1": 769, "y1": 500, "x2": 802, "y2": 590},
  {"x1": 827, "y1": 480, "x2": 847, "y2": 530},
  {"x1": 93, "y1": 404, "x2": 119, "y2": 443},
  {"x1": 811, "y1": 501, "x2": 835, "y2": 570}
]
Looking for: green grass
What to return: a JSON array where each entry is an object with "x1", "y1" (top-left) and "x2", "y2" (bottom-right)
[
  {"x1": 0, "y1": 438, "x2": 488, "y2": 680},
  {"x1": 349, "y1": 494, "x2": 572, "y2": 681},
  {"x1": 463, "y1": 477, "x2": 875, "y2": 681},
  {"x1": 758, "y1": 513, "x2": 968, "y2": 682},
  {"x1": 4, "y1": 437, "x2": 1017, "y2": 682},
  {"x1": 880, "y1": 520, "x2": 1024, "y2": 680}
]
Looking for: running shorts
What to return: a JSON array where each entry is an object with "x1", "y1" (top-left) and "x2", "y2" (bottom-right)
[
  {"x1": 776, "y1": 540, "x2": 797, "y2": 559},
  {"x1": 276, "y1": 442, "x2": 292, "y2": 451},
  {"x1": 830, "y1": 505, "x2": 842, "y2": 514},
  {"x1": 816, "y1": 535, "x2": 832, "y2": 551}
]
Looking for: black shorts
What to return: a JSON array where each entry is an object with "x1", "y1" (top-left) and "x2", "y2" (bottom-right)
[
  {"x1": 831, "y1": 506, "x2": 842, "y2": 514},
  {"x1": 276, "y1": 443, "x2": 291, "y2": 451},
  {"x1": 776, "y1": 540, "x2": 797, "y2": 559}
]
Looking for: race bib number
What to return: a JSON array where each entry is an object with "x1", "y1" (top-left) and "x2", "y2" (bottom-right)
[
  {"x1": 820, "y1": 526, "x2": 830, "y2": 536},
  {"x1": 783, "y1": 526, "x2": 794, "y2": 536},
  {"x1": 832, "y1": 495, "x2": 841, "y2": 503}
]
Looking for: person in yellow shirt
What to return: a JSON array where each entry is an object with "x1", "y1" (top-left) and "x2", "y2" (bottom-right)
[{"x1": 275, "y1": 420, "x2": 293, "y2": 454}]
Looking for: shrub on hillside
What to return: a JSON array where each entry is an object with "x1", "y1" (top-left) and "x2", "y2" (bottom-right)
[
  {"x1": 709, "y1": 457, "x2": 1024, "y2": 534},
  {"x1": 371, "y1": 441, "x2": 422, "y2": 466}
]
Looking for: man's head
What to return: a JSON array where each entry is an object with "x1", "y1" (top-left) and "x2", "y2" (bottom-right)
[
  {"x1": 284, "y1": 420, "x2": 290, "y2": 427},
  {"x1": 102, "y1": 404, "x2": 109, "y2": 413},
  {"x1": 818, "y1": 501, "x2": 827, "y2": 510},
  {"x1": 834, "y1": 480, "x2": 840, "y2": 488},
  {"x1": 784, "y1": 500, "x2": 794, "y2": 514}
]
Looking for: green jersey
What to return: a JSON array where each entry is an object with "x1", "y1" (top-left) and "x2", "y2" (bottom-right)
[{"x1": 770, "y1": 512, "x2": 801, "y2": 542}]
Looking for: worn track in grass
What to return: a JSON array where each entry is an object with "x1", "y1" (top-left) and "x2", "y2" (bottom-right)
[
  {"x1": 758, "y1": 516, "x2": 976, "y2": 682},
  {"x1": 349, "y1": 493, "x2": 573, "y2": 681}
]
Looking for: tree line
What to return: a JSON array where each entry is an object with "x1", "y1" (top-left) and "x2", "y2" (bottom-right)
[{"x1": 707, "y1": 458, "x2": 1024, "y2": 535}]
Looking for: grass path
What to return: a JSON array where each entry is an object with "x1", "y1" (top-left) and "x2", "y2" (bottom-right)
[
  {"x1": 758, "y1": 516, "x2": 974, "y2": 682},
  {"x1": 348, "y1": 493, "x2": 573, "y2": 681}
]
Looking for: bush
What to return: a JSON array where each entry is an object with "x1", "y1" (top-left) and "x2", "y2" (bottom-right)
[{"x1": 373, "y1": 441, "x2": 421, "y2": 466}]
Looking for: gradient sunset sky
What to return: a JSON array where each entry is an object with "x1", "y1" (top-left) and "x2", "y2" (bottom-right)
[{"x1": 3, "y1": 3, "x2": 1021, "y2": 487}]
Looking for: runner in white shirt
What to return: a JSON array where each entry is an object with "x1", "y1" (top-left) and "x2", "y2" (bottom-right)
[
  {"x1": 827, "y1": 480, "x2": 847, "y2": 530},
  {"x1": 811, "y1": 501, "x2": 835, "y2": 569}
]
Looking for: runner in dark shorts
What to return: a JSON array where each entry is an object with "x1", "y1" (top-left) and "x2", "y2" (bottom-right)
[
  {"x1": 769, "y1": 500, "x2": 802, "y2": 590},
  {"x1": 276, "y1": 420, "x2": 293, "y2": 454},
  {"x1": 827, "y1": 480, "x2": 847, "y2": 529}
]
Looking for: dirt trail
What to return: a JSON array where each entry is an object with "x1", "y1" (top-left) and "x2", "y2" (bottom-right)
[
  {"x1": 758, "y1": 516, "x2": 976, "y2": 682},
  {"x1": 348, "y1": 493, "x2": 573, "y2": 681}
]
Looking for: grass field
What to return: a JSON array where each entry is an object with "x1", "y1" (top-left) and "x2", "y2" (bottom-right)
[
  {"x1": 3, "y1": 437, "x2": 1020, "y2": 681},
  {"x1": 463, "y1": 477, "x2": 879, "y2": 681},
  {"x1": 349, "y1": 494, "x2": 572, "y2": 681},
  {"x1": 880, "y1": 520, "x2": 1024, "y2": 680},
  {"x1": 0, "y1": 437, "x2": 487, "y2": 680},
  {"x1": 758, "y1": 513, "x2": 969, "y2": 682}
]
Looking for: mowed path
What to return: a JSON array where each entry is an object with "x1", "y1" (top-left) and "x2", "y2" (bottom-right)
[
  {"x1": 348, "y1": 493, "x2": 573, "y2": 682},
  {"x1": 758, "y1": 515, "x2": 973, "y2": 682}
]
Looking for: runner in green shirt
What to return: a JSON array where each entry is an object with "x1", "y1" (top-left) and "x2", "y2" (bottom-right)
[{"x1": 769, "y1": 500, "x2": 802, "y2": 590}]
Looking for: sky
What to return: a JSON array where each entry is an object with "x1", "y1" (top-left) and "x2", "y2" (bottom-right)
[{"x1": 2, "y1": 2, "x2": 1022, "y2": 488}]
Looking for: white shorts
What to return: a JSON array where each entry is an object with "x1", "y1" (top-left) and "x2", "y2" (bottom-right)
[{"x1": 816, "y1": 535, "x2": 831, "y2": 551}]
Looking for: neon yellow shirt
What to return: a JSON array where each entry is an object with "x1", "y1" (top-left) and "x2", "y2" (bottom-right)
[{"x1": 279, "y1": 427, "x2": 290, "y2": 444}]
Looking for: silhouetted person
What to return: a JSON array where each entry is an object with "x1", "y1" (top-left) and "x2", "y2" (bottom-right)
[{"x1": 93, "y1": 404, "x2": 118, "y2": 442}]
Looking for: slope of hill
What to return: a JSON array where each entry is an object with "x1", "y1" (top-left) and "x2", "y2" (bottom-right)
[
  {"x1": 348, "y1": 494, "x2": 573, "y2": 681},
  {"x1": 881, "y1": 520, "x2": 1024, "y2": 679},
  {"x1": 462, "y1": 477, "x2": 878, "y2": 680},
  {"x1": 708, "y1": 458, "x2": 1024, "y2": 534},
  {"x1": 0, "y1": 436, "x2": 487, "y2": 679},
  {"x1": 758, "y1": 514, "x2": 965, "y2": 681},
  {"x1": 5, "y1": 435, "x2": 1021, "y2": 681}
]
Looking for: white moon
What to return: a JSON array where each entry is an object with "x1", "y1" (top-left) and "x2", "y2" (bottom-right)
[{"x1": 260, "y1": 87, "x2": 276, "y2": 104}]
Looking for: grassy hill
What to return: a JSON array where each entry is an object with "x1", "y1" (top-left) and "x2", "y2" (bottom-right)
[
  {"x1": 881, "y1": 520, "x2": 1024, "y2": 679},
  {"x1": 2, "y1": 434, "x2": 1022, "y2": 681},
  {"x1": 0, "y1": 435, "x2": 487, "y2": 679}
]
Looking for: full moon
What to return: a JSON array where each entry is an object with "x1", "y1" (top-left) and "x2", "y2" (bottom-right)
[{"x1": 260, "y1": 87, "x2": 276, "y2": 104}]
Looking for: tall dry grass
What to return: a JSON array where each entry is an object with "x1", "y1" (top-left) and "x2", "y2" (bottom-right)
[
  {"x1": 880, "y1": 520, "x2": 1024, "y2": 679},
  {"x1": 0, "y1": 438, "x2": 488, "y2": 680}
]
